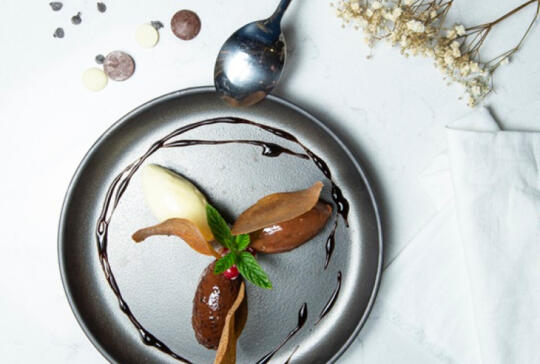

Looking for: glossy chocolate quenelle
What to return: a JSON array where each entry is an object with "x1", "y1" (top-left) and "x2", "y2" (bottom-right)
[
  {"x1": 250, "y1": 202, "x2": 332, "y2": 254},
  {"x1": 192, "y1": 261, "x2": 242, "y2": 349}
]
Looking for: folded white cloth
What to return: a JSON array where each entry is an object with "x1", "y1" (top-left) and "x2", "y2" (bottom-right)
[
  {"x1": 448, "y1": 109, "x2": 540, "y2": 364},
  {"x1": 376, "y1": 107, "x2": 540, "y2": 364}
]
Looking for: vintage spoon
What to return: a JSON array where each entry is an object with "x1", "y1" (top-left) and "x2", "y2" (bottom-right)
[{"x1": 214, "y1": 0, "x2": 292, "y2": 106}]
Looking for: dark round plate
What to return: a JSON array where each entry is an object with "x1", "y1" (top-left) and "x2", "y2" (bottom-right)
[{"x1": 58, "y1": 86, "x2": 382, "y2": 364}]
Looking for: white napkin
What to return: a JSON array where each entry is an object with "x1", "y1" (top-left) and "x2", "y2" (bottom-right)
[
  {"x1": 447, "y1": 109, "x2": 540, "y2": 364},
  {"x1": 376, "y1": 108, "x2": 540, "y2": 364}
]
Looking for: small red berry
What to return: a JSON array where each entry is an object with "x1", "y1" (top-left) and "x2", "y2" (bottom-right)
[
  {"x1": 246, "y1": 247, "x2": 256, "y2": 256},
  {"x1": 220, "y1": 248, "x2": 229, "y2": 256},
  {"x1": 224, "y1": 265, "x2": 239, "y2": 280}
]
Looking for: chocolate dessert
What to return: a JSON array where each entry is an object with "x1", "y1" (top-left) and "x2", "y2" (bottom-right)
[
  {"x1": 192, "y1": 261, "x2": 242, "y2": 349},
  {"x1": 96, "y1": 117, "x2": 350, "y2": 364}
]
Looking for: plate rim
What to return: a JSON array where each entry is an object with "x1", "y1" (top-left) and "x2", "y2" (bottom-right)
[{"x1": 57, "y1": 85, "x2": 383, "y2": 364}]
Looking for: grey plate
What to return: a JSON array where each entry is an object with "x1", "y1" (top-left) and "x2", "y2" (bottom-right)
[{"x1": 58, "y1": 86, "x2": 382, "y2": 364}]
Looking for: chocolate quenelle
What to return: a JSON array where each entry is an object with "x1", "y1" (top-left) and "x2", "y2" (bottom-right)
[
  {"x1": 250, "y1": 202, "x2": 332, "y2": 254},
  {"x1": 192, "y1": 261, "x2": 242, "y2": 349}
]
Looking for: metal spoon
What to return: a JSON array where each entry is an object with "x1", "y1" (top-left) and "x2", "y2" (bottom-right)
[{"x1": 214, "y1": 0, "x2": 293, "y2": 107}]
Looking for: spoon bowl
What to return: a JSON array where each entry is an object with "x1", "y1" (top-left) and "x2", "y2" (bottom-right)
[{"x1": 214, "y1": 0, "x2": 292, "y2": 106}]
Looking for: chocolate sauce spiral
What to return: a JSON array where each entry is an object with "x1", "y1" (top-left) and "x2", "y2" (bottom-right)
[{"x1": 95, "y1": 117, "x2": 350, "y2": 362}]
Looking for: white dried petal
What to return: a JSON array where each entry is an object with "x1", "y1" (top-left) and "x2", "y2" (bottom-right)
[
  {"x1": 471, "y1": 85, "x2": 481, "y2": 96},
  {"x1": 446, "y1": 29, "x2": 456, "y2": 39},
  {"x1": 407, "y1": 20, "x2": 425, "y2": 33},
  {"x1": 371, "y1": 1, "x2": 382, "y2": 10},
  {"x1": 455, "y1": 25, "x2": 466, "y2": 36},
  {"x1": 400, "y1": 36, "x2": 409, "y2": 47}
]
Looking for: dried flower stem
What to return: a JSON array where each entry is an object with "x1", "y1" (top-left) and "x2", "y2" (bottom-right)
[
  {"x1": 334, "y1": 0, "x2": 540, "y2": 106},
  {"x1": 464, "y1": 0, "x2": 539, "y2": 67}
]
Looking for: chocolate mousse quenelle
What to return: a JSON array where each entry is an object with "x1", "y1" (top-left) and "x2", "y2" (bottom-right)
[{"x1": 132, "y1": 164, "x2": 332, "y2": 364}]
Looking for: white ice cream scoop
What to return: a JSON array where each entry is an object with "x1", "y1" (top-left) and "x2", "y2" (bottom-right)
[{"x1": 141, "y1": 164, "x2": 213, "y2": 241}]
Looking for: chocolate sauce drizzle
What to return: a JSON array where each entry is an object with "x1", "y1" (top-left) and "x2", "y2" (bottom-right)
[
  {"x1": 163, "y1": 139, "x2": 308, "y2": 159},
  {"x1": 95, "y1": 117, "x2": 350, "y2": 362},
  {"x1": 284, "y1": 345, "x2": 300, "y2": 364},
  {"x1": 315, "y1": 272, "x2": 342, "y2": 325},
  {"x1": 324, "y1": 220, "x2": 338, "y2": 270},
  {"x1": 256, "y1": 303, "x2": 308, "y2": 364}
]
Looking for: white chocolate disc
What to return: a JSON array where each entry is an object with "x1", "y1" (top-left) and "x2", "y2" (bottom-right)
[
  {"x1": 82, "y1": 67, "x2": 108, "y2": 91},
  {"x1": 135, "y1": 23, "x2": 159, "y2": 48}
]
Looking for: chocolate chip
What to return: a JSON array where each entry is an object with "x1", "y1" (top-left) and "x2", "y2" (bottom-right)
[
  {"x1": 97, "y1": 2, "x2": 107, "y2": 13},
  {"x1": 171, "y1": 10, "x2": 201, "y2": 40},
  {"x1": 71, "y1": 12, "x2": 82, "y2": 25},
  {"x1": 150, "y1": 20, "x2": 164, "y2": 30},
  {"x1": 53, "y1": 27, "x2": 64, "y2": 38},
  {"x1": 95, "y1": 54, "x2": 105, "y2": 64},
  {"x1": 49, "y1": 2, "x2": 63, "y2": 11},
  {"x1": 103, "y1": 51, "x2": 135, "y2": 81}
]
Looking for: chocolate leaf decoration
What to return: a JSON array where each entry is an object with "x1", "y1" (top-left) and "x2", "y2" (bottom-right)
[
  {"x1": 214, "y1": 282, "x2": 247, "y2": 364},
  {"x1": 132, "y1": 218, "x2": 220, "y2": 258},
  {"x1": 231, "y1": 181, "x2": 324, "y2": 235}
]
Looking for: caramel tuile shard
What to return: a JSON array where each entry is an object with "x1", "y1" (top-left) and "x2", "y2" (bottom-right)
[
  {"x1": 214, "y1": 282, "x2": 247, "y2": 364},
  {"x1": 231, "y1": 181, "x2": 324, "y2": 235},
  {"x1": 132, "y1": 218, "x2": 220, "y2": 258}
]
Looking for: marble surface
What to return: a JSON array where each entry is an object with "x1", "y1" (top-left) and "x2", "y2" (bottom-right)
[{"x1": 0, "y1": 0, "x2": 539, "y2": 363}]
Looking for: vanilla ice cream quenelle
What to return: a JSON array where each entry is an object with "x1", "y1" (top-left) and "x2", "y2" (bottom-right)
[{"x1": 141, "y1": 164, "x2": 213, "y2": 241}]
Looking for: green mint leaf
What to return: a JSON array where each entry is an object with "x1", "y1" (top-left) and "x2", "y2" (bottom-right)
[
  {"x1": 235, "y1": 234, "x2": 251, "y2": 251},
  {"x1": 236, "y1": 251, "x2": 273, "y2": 289},
  {"x1": 214, "y1": 253, "x2": 236, "y2": 274},
  {"x1": 206, "y1": 204, "x2": 233, "y2": 250}
]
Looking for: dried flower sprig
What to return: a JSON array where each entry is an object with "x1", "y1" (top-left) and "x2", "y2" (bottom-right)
[{"x1": 334, "y1": 0, "x2": 540, "y2": 106}]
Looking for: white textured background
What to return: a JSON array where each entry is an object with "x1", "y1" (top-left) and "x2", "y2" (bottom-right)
[{"x1": 1, "y1": 0, "x2": 539, "y2": 362}]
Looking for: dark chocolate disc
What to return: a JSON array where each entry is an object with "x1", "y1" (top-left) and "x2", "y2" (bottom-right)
[
  {"x1": 170, "y1": 9, "x2": 201, "y2": 40},
  {"x1": 103, "y1": 51, "x2": 135, "y2": 81}
]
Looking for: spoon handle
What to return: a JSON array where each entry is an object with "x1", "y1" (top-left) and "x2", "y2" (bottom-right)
[{"x1": 268, "y1": 0, "x2": 293, "y2": 25}]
